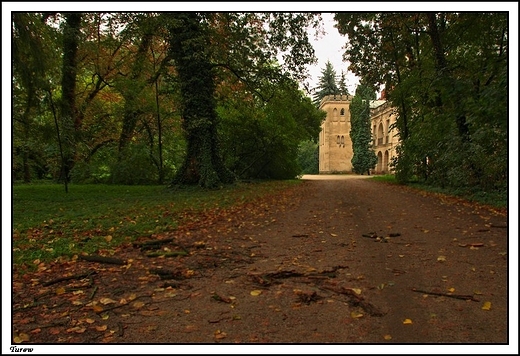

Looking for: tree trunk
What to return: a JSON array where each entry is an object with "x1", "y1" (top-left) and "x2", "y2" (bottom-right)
[
  {"x1": 60, "y1": 12, "x2": 82, "y2": 182},
  {"x1": 118, "y1": 33, "x2": 153, "y2": 154},
  {"x1": 167, "y1": 13, "x2": 234, "y2": 188}
]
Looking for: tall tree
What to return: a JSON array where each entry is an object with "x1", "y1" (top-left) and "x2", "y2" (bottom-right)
[
  {"x1": 335, "y1": 12, "x2": 508, "y2": 192},
  {"x1": 312, "y1": 60, "x2": 339, "y2": 106},
  {"x1": 12, "y1": 13, "x2": 55, "y2": 182},
  {"x1": 165, "y1": 13, "x2": 321, "y2": 188},
  {"x1": 338, "y1": 70, "x2": 349, "y2": 96},
  {"x1": 350, "y1": 80, "x2": 377, "y2": 175},
  {"x1": 59, "y1": 12, "x2": 82, "y2": 183}
]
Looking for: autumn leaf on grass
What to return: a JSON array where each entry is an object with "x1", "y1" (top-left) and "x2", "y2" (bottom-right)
[
  {"x1": 403, "y1": 319, "x2": 413, "y2": 324},
  {"x1": 482, "y1": 301, "x2": 492, "y2": 311}
]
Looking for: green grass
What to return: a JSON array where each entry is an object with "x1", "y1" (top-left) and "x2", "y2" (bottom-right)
[
  {"x1": 12, "y1": 180, "x2": 301, "y2": 270},
  {"x1": 370, "y1": 174, "x2": 398, "y2": 184}
]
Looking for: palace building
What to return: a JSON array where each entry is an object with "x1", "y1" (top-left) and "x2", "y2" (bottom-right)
[{"x1": 318, "y1": 93, "x2": 399, "y2": 174}]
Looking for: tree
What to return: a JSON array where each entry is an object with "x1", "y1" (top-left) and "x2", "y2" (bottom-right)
[
  {"x1": 335, "y1": 13, "x2": 508, "y2": 192},
  {"x1": 165, "y1": 13, "x2": 321, "y2": 187},
  {"x1": 59, "y1": 13, "x2": 82, "y2": 184},
  {"x1": 338, "y1": 70, "x2": 349, "y2": 96},
  {"x1": 350, "y1": 80, "x2": 377, "y2": 175},
  {"x1": 312, "y1": 60, "x2": 339, "y2": 106}
]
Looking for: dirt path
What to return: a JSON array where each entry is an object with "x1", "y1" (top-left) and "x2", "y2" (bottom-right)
[{"x1": 12, "y1": 177, "x2": 511, "y2": 351}]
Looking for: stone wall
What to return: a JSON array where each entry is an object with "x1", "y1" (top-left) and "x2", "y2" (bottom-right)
[
  {"x1": 318, "y1": 95, "x2": 354, "y2": 173},
  {"x1": 318, "y1": 94, "x2": 399, "y2": 175}
]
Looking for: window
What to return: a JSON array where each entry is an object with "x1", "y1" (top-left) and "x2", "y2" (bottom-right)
[{"x1": 340, "y1": 108, "x2": 345, "y2": 116}]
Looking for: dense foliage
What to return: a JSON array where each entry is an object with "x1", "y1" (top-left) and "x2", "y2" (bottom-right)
[
  {"x1": 349, "y1": 80, "x2": 377, "y2": 174},
  {"x1": 12, "y1": 12, "x2": 324, "y2": 187},
  {"x1": 335, "y1": 13, "x2": 508, "y2": 195}
]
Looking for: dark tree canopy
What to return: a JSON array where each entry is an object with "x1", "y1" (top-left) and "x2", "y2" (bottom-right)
[{"x1": 335, "y1": 12, "x2": 508, "y2": 193}]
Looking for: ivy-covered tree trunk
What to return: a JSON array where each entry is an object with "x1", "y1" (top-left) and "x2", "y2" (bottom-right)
[
  {"x1": 167, "y1": 13, "x2": 234, "y2": 188},
  {"x1": 60, "y1": 12, "x2": 82, "y2": 182}
]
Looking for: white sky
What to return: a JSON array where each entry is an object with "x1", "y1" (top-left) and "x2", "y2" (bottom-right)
[{"x1": 304, "y1": 12, "x2": 360, "y2": 95}]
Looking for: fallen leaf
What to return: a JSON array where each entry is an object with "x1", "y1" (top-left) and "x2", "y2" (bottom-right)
[
  {"x1": 56, "y1": 287, "x2": 66, "y2": 295},
  {"x1": 330, "y1": 233, "x2": 338, "y2": 237},
  {"x1": 101, "y1": 314, "x2": 109, "y2": 320},
  {"x1": 132, "y1": 301, "x2": 145, "y2": 309},
  {"x1": 350, "y1": 288, "x2": 362, "y2": 295},
  {"x1": 384, "y1": 334, "x2": 392, "y2": 340},
  {"x1": 100, "y1": 297, "x2": 117, "y2": 305},
  {"x1": 250, "y1": 290, "x2": 263, "y2": 296},
  {"x1": 95, "y1": 325, "x2": 108, "y2": 332},
  {"x1": 448, "y1": 288, "x2": 455, "y2": 293},
  {"x1": 128, "y1": 293, "x2": 137, "y2": 301},
  {"x1": 403, "y1": 319, "x2": 413, "y2": 324},
  {"x1": 85, "y1": 318, "x2": 96, "y2": 324},
  {"x1": 30, "y1": 328, "x2": 41, "y2": 334},
  {"x1": 214, "y1": 330, "x2": 227, "y2": 339},
  {"x1": 437, "y1": 256, "x2": 446, "y2": 262},
  {"x1": 105, "y1": 235, "x2": 113, "y2": 243},
  {"x1": 18, "y1": 333, "x2": 30, "y2": 341},
  {"x1": 482, "y1": 301, "x2": 492, "y2": 311},
  {"x1": 92, "y1": 305, "x2": 104, "y2": 313},
  {"x1": 350, "y1": 311, "x2": 363, "y2": 318},
  {"x1": 66, "y1": 326, "x2": 86, "y2": 334}
]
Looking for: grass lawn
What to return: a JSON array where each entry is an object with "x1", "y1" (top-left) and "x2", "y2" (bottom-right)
[{"x1": 12, "y1": 181, "x2": 300, "y2": 270}]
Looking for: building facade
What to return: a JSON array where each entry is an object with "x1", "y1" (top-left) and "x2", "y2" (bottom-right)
[
  {"x1": 318, "y1": 94, "x2": 399, "y2": 174},
  {"x1": 318, "y1": 94, "x2": 354, "y2": 173},
  {"x1": 370, "y1": 100, "x2": 399, "y2": 174}
]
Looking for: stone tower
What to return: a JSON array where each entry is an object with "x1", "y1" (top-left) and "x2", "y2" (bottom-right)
[{"x1": 318, "y1": 94, "x2": 354, "y2": 173}]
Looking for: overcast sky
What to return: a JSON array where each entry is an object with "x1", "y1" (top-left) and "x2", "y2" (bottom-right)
[{"x1": 304, "y1": 13, "x2": 360, "y2": 95}]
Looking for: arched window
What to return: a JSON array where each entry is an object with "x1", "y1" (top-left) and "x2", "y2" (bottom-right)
[
  {"x1": 332, "y1": 108, "x2": 338, "y2": 122},
  {"x1": 377, "y1": 123, "x2": 384, "y2": 145},
  {"x1": 340, "y1": 108, "x2": 345, "y2": 116},
  {"x1": 340, "y1": 136, "x2": 344, "y2": 145},
  {"x1": 336, "y1": 135, "x2": 340, "y2": 144}
]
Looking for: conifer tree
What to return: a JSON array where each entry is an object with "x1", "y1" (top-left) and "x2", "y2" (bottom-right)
[
  {"x1": 312, "y1": 60, "x2": 339, "y2": 106},
  {"x1": 350, "y1": 80, "x2": 377, "y2": 175},
  {"x1": 338, "y1": 70, "x2": 349, "y2": 96}
]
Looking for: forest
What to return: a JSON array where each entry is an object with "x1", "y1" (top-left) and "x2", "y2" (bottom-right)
[
  {"x1": 12, "y1": 12, "x2": 326, "y2": 188},
  {"x1": 12, "y1": 12, "x2": 508, "y2": 195}
]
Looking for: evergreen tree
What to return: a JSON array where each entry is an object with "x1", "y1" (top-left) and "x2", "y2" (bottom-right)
[
  {"x1": 350, "y1": 80, "x2": 377, "y2": 175},
  {"x1": 338, "y1": 70, "x2": 349, "y2": 96},
  {"x1": 312, "y1": 60, "x2": 339, "y2": 106}
]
